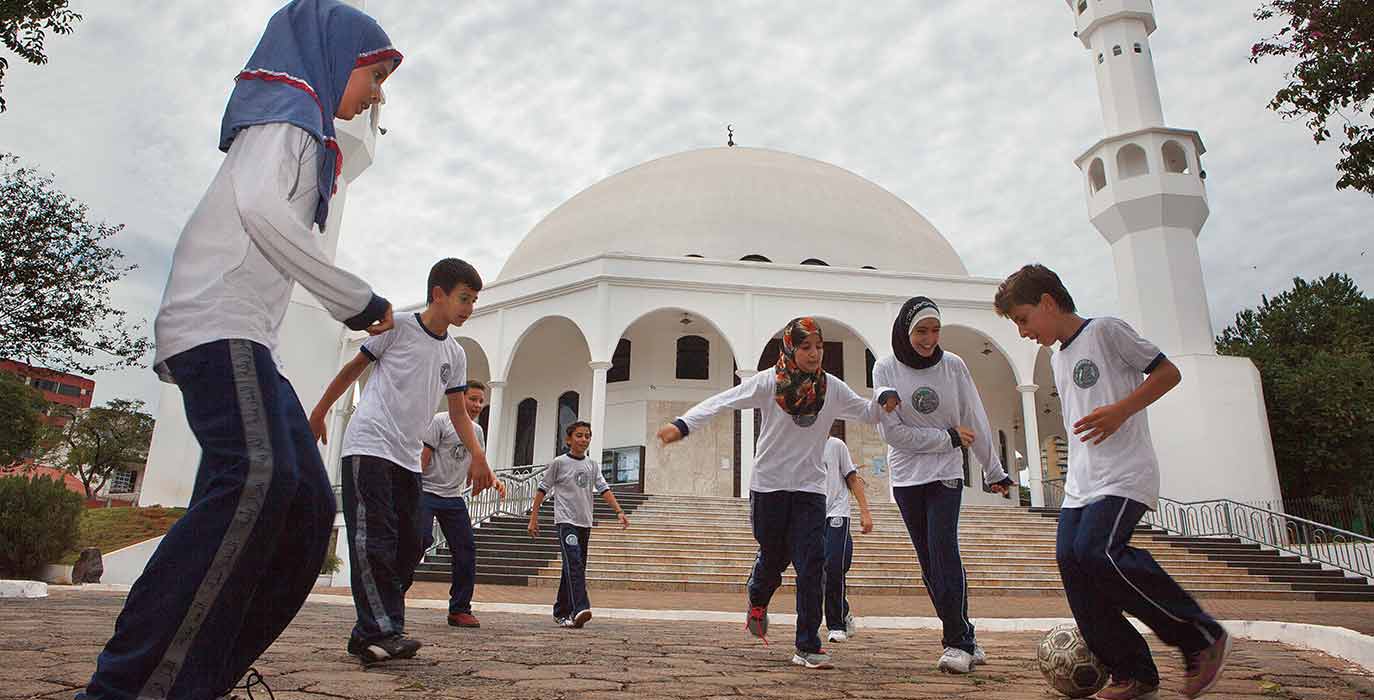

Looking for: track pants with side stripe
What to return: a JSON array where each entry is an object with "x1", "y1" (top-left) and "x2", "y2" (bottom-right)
[
  {"x1": 893, "y1": 480, "x2": 976, "y2": 654},
  {"x1": 822, "y1": 516, "x2": 853, "y2": 632},
  {"x1": 341, "y1": 454, "x2": 425, "y2": 644},
  {"x1": 81, "y1": 340, "x2": 336, "y2": 700},
  {"x1": 1056, "y1": 496, "x2": 1225, "y2": 685}
]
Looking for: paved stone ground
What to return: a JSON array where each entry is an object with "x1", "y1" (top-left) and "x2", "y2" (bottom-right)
[{"x1": 4, "y1": 591, "x2": 1372, "y2": 700}]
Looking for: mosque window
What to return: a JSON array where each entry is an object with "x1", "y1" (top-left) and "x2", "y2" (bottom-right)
[
  {"x1": 1112, "y1": 45, "x2": 1122, "y2": 56},
  {"x1": 477, "y1": 405, "x2": 489, "y2": 433},
  {"x1": 1097, "y1": 53, "x2": 1104, "y2": 64},
  {"x1": 1088, "y1": 158, "x2": 1107, "y2": 193},
  {"x1": 513, "y1": 398, "x2": 537, "y2": 466},
  {"x1": 1162, "y1": 140, "x2": 1190, "y2": 174},
  {"x1": 1117, "y1": 143, "x2": 1149, "y2": 179},
  {"x1": 676, "y1": 335, "x2": 710, "y2": 380},
  {"x1": 740, "y1": 254, "x2": 772, "y2": 263},
  {"x1": 555, "y1": 391, "x2": 580, "y2": 455},
  {"x1": 800, "y1": 258, "x2": 829, "y2": 266},
  {"x1": 823, "y1": 341, "x2": 844, "y2": 380},
  {"x1": 608, "y1": 339, "x2": 631, "y2": 382},
  {"x1": 1133, "y1": 43, "x2": 1143, "y2": 54},
  {"x1": 865, "y1": 349, "x2": 876, "y2": 388}
]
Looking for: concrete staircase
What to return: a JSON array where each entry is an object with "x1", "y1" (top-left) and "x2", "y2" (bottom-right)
[{"x1": 415, "y1": 492, "x2": 1374, "y2": 601}]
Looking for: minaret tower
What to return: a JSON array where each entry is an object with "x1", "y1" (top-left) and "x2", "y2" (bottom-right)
[
  {"x1": 1068, "y1": 0, "x2": 1213, "y2": 356},
  {"x1": 1064, "y1": 1, "x2": 1283, "y2": 505}
]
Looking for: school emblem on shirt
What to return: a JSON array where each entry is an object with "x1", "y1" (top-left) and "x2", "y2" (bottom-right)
[
  {"x1": 1073, "y1": 359, "x2": 1100, "y2": 388},
  {"x1": 439, "y1": 362, "x2": 451, "y2": 385},
  {"x1": 574, "y1": 470, "x2": 589, "y2": 488},
  {"x1": 829, "y1": 516, "x2": 845, "y2": 528},
  {"x1": 911, "y1": 386, "x2": 940, "y2": 414},
  {"x1": 452, "y1": 443, "x2": 468, "y2": 461}
]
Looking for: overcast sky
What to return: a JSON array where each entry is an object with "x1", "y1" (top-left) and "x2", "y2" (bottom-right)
[{"x1": 3, "y1": 1, "x2": 1371, "y2": 413}]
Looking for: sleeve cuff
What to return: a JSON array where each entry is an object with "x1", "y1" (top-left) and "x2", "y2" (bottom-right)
[
  {"x1": 343, "y1": 293, "x2": 389, "y2": 331},
  {"x1": 672, "y1": 418, "x2": 690, "y2": 438},
  {"x1": 1143, "y1": 352, "x2": 1166, "y2": 374},
  {"x1": 990, "y1": 476, "x2": 1014, "y2": 488},
  {"x1": 422, "y1": 442, "x2": 435, "y2": 451},
  {"x1": 536, "y1": 487, "x2": 548, "y2": 494},
  {"x1": 877, "y1": 389, "x2": 899, "y2": 405},
  {"x1": 946, "y1": 428, "x2": 961, "y2": 449},
  {"x1": 445, "y1": 384, "x2": 468, "y2": 395},
  {"x1": 359, "y1": 346, "x2": 378, "y2": 362}
]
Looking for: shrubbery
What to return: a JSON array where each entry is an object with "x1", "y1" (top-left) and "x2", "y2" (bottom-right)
[{"x1": 0, "y1": 474, "x2": 83, "y2": 578}]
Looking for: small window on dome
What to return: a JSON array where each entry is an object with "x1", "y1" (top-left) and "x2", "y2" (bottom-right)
[
  {"x1": 1097, "y1": 53, "x2": 1104, "y2": 64},
  {"x1": 1133, "y1": 43, "x2": 1143, "y2": 54},
  {"x1": 740, "y1": 254, "x2": 772, "y2": 263},
  {"x1": 800, "y1": 258, "x2": 828, "y2": 266},
  {"x1": 1112, "y1": 45, "x2": 1122, "y2": 56},
  {"x1": 861, "y1": 265, "x2": 877, "y2": 270},
  {"x1": 684, "y1": 254, "x2": 704, "y2": 258}
]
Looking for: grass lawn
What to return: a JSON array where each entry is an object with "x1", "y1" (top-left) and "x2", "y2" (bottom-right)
[{"x1": 58, "y1": 506, "x2": 186, "y2": 565}]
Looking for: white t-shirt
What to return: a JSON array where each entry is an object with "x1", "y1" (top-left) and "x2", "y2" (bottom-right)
[
  {"x1": 1052, "y1": 317, "x2": 1166, "y2": 510},
  {"x1": 342, "y1": 313, "x2": 468, "y2": 473},
  {"x1": 871, "y1": 352, "x2": 1008, "y2": 488},
  {"x1": 537, "y1": 453, "x2": 610, "y2": 528},
  {"x1": 422, "y1": 413, "x2": 485, "y2": 498},
  {"x1": 823, "y1": 437, "x2": 858, "y2": 518},
  {"x1": 676, "y1": 371, "x2": 886, "y2": 495},
  {"x1": 154, "y1": 123, "x2": 382, "y2": 377}
]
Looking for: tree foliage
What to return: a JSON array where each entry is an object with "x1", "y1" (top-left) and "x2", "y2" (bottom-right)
[
  {"x1": 1251, "y1": 0, "x2": 1374, "y2": 195},
  {"x1": 0, "y1": 372, "x2": 44, "y2": 468},
  {"x1": 0, "y1": 153, "x2": 151, "y2": 374},
  {"x1": 49, "y1": 398, "x2": 154, "y2": 499},
  {"x1": 0, "y1": 0, "x2": 81, "y2": 112},
  {"x1": 0, "y1": 473, "x2": 82, "y2": 578},
  {"x1": 1217, "y1": 273, "x2": 1374, "y2": 498}
]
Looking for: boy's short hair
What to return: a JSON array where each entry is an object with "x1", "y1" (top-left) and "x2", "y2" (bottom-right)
[
  {"x1": 427, "y1": 258, "x2": 483, "y2": 303},
  {"x1": 994, "y1": 263, "x2": 1076, "y2": 317},
  {"x1": 565, "y1": 420, "x2": 592, "y2": 438},
  {"x1": 465, "y1": 379, "x2": 487, "y2": 393}
]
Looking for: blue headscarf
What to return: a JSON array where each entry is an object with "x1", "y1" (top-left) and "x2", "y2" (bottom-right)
[{"x1": 219, "y1": 0, "x2": 402, "y2": 230}]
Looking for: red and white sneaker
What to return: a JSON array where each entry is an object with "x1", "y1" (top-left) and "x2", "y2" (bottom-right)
[
  {"x1": 1182, "y1": 631, "x2": 1232, "y2": 698},
  {"x1": 745, "y1": 605, "x2": 769, "y2": 645}
]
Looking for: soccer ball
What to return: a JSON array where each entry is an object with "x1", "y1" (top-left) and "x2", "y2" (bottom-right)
[{"x1": 1037, "y1": 624, "x2": 1109, "y2": 698}]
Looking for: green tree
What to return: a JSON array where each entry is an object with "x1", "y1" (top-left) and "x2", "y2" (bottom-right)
[
  {"x1": 50, "y1": 398, "x2": 154, "y2": 499},
  {"x1": 1217, "y1": 273, "x2": 1374, "y2": 499},
  {"x1": 0, "y1": 153, "x2": 151, "y2": 374},
  {"x1": 0, "y1": 372, "x2": 44, "y2": 467},
  {"x1": 1250, "y1": 1, "x2": 1374, "y2": 196},
  {"x1": 0, "y1": 1, "x2": 82, "y2": 112}
]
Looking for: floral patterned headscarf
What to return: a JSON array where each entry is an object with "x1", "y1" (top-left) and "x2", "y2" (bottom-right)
[{"x1": 774, "y1": 317, "x2": 827, "y2": 421}]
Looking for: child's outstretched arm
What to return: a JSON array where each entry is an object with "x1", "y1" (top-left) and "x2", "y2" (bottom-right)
[
  {"x1": 658, "y1": 371, "x2": 771, "y2": 445},
  {"x1": 844, "y1": 471, "x2": 873, "y2": 534},
  {"x1": 1075, "y1": 358, "x2": 1181, "y2": 444},
  {"x1": 447, "y1": 392, "x2": 502, "y2": 497},
  {"x1": 309, "y1": 352, "x2": 370, "y2": 443},
  {"x1": 229, "y1": 126, "x2": 391, "y2": 334}
]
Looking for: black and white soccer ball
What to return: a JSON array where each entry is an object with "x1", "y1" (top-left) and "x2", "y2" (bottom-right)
[{"x1": 1037, "y1": 623, "x2": 1109, "y2": 698}]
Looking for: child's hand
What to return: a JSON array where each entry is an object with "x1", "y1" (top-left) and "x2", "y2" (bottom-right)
[
  {"x1": 618, "y1": 512, "x2": 630, "y2": 529},
  {"x1": 527, "y1": 517, "x2": 539, "y2": 538},
  {"x1": 989, "y1": 482, "x2": 1010, "y2": 496},
  {"x1": 468, "y1": 456, "x2": 497, "y2": 495},
  {"x1": 881, "y1": 395, "x2": 901, "y2": 412},
  {"x1": 859, "y1": 511, "x2": 873, "y2": 534},
  {"x1": 656, "y1": 424, "x2": 682, "y2": 446},
  {"x1": 955, "y1": 426, "x2": 975, "y2": 447},
  {"x1": 365, "y1": 305, "x2": 395, "y2": 336},
  {"x1": 1074, "y1": 402, "x2": 1129, "y2": 444},
  {"x1": 309, "y1": 409, "x2": 328, "y2": 444}
]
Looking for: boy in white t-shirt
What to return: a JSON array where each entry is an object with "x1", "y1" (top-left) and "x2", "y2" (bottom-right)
[
  {"x1": 995, "y1": 264, "x2": 1229, "y2": 700},
  {"x1": 820, "y1": 432, "x2": 873, "y2": 644},
  {"x1": 310, "y1": 258, "x2": 502, "y2": 665},
  {"x1": 418, "y1": 380, "x2": 488, "y2": 628}
]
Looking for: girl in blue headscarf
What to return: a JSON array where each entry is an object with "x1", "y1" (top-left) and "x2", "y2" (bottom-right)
[{"x1": 81, "y1": 3, "x2": 402, "y2": 698}]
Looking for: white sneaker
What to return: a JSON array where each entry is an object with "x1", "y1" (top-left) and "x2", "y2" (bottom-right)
[
  {"x1": 844, "y1": 613, "x2": 857, "y2": 639},
  {"x1": 972, "y1": 645, "x2": 987, "y2": 666},
  {"x1": 827, "y1": 630, "x2": 848, "y2": 643},
  {"x1": 937, "y1": 647, "x2": 974, "y2": 674}
]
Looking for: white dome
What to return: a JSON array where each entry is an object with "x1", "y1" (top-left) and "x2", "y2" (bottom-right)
[{"x1": 497, "y1": 147, "x2": 968, "y2": 280}]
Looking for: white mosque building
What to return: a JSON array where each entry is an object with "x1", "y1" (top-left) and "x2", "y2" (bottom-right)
[{"x1": 141, "y1": 1, "x2": 1283, "y2": 542}]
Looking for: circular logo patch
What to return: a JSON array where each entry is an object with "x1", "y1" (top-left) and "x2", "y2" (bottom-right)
[
  {"x1": 565, "y1": 533, "x2": 578, "y2": 546},
  {"x1": 911, "y1": 386, "x2": 940, "y2": 414},
  {"x1": 1073, "y1": 359, "x2": 1100, "y2": 389},
  {"x1": 574, "y1": 471, "x2": 589, "y2": 488},
  {"x1": 439, "y1": 362, "x2": 451, "y2": 385},
  {"x1": 451, "y1": 443, "x2": 468, "y2": 461},
  {"x1": 829, "y1": 517, "x2": 845, "y2": 528},
  {"x1": 791, "y1": 413, "x2": 818, "y2": 428}
]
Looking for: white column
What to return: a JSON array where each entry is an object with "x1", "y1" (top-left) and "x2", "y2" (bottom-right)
[
  {"x1": 1018, "y1": 384, "x2": 1044, "y2": 508},
  {"x1": 737, "y1": 369, "x2": 756, "y2": 499},
  {"x1": 485, "y1": 380, "x2": 507, "y2": 468},
  {"x1": 588, "y1": 361, "x2": 611, "y2": 461}
]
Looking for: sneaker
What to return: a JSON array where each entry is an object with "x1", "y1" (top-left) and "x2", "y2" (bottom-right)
[
  {"x1": 347, "y1": 634, "x2": 422, "y2": 665},
  {"x1": 571, "y1": 609, "x2": 593, "y2": 628},
  {"x1": 827, "y1": 629, "x2": 848, "y2": 643},
  {"x1": 448, "y1": 611, "x2": 481, "y2": 628},
  {"x1": 1182, "y1": 631, "x2": 1232, "y2": 698},
  {"x1": 972, "y1": 644, "x2": 987, "y2": 666},
  {"x1": 937, "y1": 647, "x2": 974, "y2": 674},
  {"x1": 791, "y1": 649, "x2": 833, "y2": 669},
  {"x1": 745, "y1": 605, "x2": 769, "y2": 644},
  {"x1": 1096, "y1": 678, "x2": 1161, "y2": 700},
  {"x1": 844, "y1": 613, "x2": 857, "y2": 639},
  {"x1": 559, "y1": 617, "x2": 577, "y2": 628}
]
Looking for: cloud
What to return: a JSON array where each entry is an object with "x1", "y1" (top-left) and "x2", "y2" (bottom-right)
[{"x1": 2, "y1": 0, "x2": 1370, "y2": 412}]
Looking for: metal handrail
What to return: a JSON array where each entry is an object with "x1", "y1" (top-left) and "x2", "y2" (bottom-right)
[
  {"x1": 1144, "y1": 497, "x2": 1374, "y2": 582},
  {"x1": 1042, "y1": 478, "x2": 1067, "y2": 509},
  {"x1": 426, "y1": 464, "x2": 548, "y2": 555}
]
